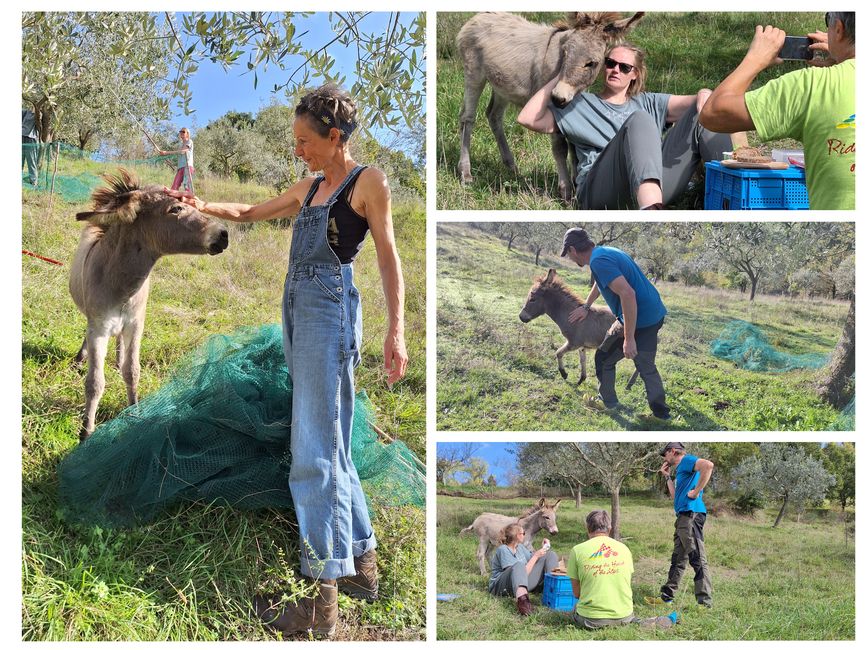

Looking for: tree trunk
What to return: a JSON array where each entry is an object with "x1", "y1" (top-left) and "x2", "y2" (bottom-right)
[
  {"x1": 609, "y1": 487, "x2": 621, "y2": 540},
  {"x1": 817, "y1": 298, "x2": 855, "y2": 408},
  {"x1": 535, "y1": 248, "x2": 541, "y2": 266},
  {"x1": 748, "y1": 273, "x2": 758, "y2": 301},
  {"x1": 773, "y1": 494, "x2": 789, "y2": 527},
  {"x1": 576, "y1": 484, "x2": 582, "y2": 509}
]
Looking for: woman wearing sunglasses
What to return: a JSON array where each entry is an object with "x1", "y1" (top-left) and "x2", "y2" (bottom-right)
[{"x1": 518, "y1": 43, "x2": 739, "y2": 209}]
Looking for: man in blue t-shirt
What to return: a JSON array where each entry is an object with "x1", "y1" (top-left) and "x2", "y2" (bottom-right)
[
  {"x1": 658, "y1": 442, "x2": 714, "y2": 606},
  {"x1": 561, "y1": 227, "x2": 670, "y2": 419}
]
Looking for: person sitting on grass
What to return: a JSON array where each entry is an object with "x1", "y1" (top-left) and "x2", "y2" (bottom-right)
[
  {"x1": 568, "y1": 509, "x2": 677, "y2": 630},
  {"x1": 488, "y1": 523, "x2": 559, "y2": 616}
]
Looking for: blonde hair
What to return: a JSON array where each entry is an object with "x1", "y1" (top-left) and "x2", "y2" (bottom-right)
[
  {"x1": 606, "y1": 42, "x2": 647, "y2": 99},
  {"x1": 499, "y1": 523, "x2": 523, "y2": 546}
]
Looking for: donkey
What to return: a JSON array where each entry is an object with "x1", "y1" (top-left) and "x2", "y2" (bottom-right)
[
  {"x1": 69, "y1": 169, "x2": 229, "y2": 442},
  {"x1": 520, "y1": 269, "x2": 639, "y2": 388},
  {"x1": 460, "y1": 497, "x2": 561, "y2": 575},
  {"x1": 456, "y1": 12, "x2": 644, "y2": 202}
]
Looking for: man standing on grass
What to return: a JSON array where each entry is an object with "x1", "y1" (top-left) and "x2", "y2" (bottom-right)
[
  {"x1": 562, "y1": 227, "x2": 670, "y2": 421},
  {"x1": 657, "y1": 442, "x2": 714, "y2": 607},
  {"x1": 568, "y1": 509, "x2": 676, "y2": 630}
]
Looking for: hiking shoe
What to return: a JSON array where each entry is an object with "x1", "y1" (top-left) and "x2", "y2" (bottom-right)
[
  {"x1": 253, "y1": 579, "x2": 338, "y2": 638},
  {"x1": 516, "y1": 594, "x2": 534, "y2": 616},
  {"x1": 584, "y1": 394, "x2": 622, "y2": 412},
  {"x1": 644, "y1": 596, "x2": 673, "y2": 605},
  {"x1": 337, "y1": 549, "x2": 379, "y2": 601}
]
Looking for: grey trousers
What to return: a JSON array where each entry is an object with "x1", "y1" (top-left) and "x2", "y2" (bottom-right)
[
  {"x1": 595, "y1": 318, "x2": 669, "y2": 418},
  {"x1": 22, "y1": 136, "x2": 38, "y2": 185},
  {"x1": 661, "y1": 512, "x2": 712, "y2": 605},
  {"x1": 488, "y1": 550, "x2": 560, "y2": 597},
  {"x1": 579, "y1": 103, "x2": 732, "y2": 209},
  {"x1": 572, "y1": 612, "x2": 674, "y2": 630}
]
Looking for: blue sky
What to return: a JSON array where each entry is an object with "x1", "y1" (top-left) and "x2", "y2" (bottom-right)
[
  {"x1": 165, "y1": 12, "x2": 423, "y2": 140},
  {"x1": 438, "y1": 442, "x2": 518, "y2": 485}
]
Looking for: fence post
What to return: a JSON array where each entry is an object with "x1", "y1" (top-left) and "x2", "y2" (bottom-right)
[{"x1": 47, "y1": 142, "x2": 60, "y2": 214}]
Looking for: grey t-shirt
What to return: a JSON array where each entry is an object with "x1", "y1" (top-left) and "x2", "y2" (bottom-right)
[
  {"x1": 177, "y1": 139, "x2": 194, "y2": 170},
  {"x1": 550, "y1": 92, "x2": 670, "y2": 190}
]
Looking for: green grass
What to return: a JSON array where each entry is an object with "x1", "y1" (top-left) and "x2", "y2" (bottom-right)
[
  {"x1": 436, "y1": 11, "x2": 821, "y2": 210},
  {"x1": 437, "y1": 495, "x2": 855, "y2": 640},
  {"x1": 437, "y1": 223, "x2": 848, "y2": 431},
  {"x1": 22, "y1": 159, "x2": 426, "y2": 640}
]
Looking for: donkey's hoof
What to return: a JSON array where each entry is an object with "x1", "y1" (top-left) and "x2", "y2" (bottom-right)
[
  {"x1": 459, "y1": 172, "x2": 474, "y2": 185},
  {"x1": 79, "y1": 429, "x2": 92, "y2": 444},
  {"x1": 576, "y1": 376, "x2": 586, "y2": 386},
  {"x1": 559, "y1": 368, "x2": 568, "y2": 380}
]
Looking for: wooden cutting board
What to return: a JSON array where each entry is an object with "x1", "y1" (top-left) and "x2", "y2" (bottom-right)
[{"x1": 721, "y1": 159, "x2": 789, "y2": 170}]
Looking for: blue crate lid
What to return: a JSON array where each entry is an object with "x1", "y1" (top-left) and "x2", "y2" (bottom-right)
[{"x1": 705, "y1": 160, "x2": 806, "y2": 179}]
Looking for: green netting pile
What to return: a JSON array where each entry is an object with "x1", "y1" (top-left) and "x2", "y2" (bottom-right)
[
  {"x1": 57, "y1": 324, "x2": 425, "y2": 528},
  {"x1": 831, "y1": 396, "x2": 855, "y2": 430},
  {"x1": 23, "y1": 142, "x2": 172, "y2": 203},
  {"x1": 710, "y1": 320, "x2": 828, "y2": 372}
]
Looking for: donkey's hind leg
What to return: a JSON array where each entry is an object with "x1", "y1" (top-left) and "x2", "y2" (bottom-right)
[
  {"x1": 458, "y1": 63, "x2": 487, "y2": 184},
  {"x1": 577, "y1": 348, "x2": 587, "y2": 386},
  {"x1": 477, "y1": 538, "x2": 489, "y2": 575},
  {"x1": 74, "y1": 336, "x2": 88, "y2": 367},
  {"x1": 485, "y1": 92, "x2": 517, "y2": 174}
]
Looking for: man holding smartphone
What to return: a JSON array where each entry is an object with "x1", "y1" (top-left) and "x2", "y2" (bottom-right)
[
  {"x1": 657, "y1": 443, "x2": 714, "y2": 607},
  {"x1": 699, "y1": 13, "x2": 855, "y2": 210}
]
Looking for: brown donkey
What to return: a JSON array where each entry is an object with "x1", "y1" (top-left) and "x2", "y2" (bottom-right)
[
  {"x1": 69, "y1": 169, "x2": 229, "y2": 441},
  {"x1": 457, "y1": 12, "x2": 644, "y2": 202},
  {"x1": 460, "y1": 498, "x2": 561, "y2": 575},
  {"x1": 520, "y1": 268, "x2": 638, "y2": 387}
]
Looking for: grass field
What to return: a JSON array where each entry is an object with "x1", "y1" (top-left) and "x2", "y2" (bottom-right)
[
  {"x1": 21, "y1": 158, "x2": 426, "y2": 640},
  {"x1": 436, "y1": 494, "x2": 855, "y2": 640},
  {"x1": 437, "y1": 223, "x2": 849, "y2": 431},
  {"x1": 436, "y1": 11, "x2": 821, "y2": 210}
]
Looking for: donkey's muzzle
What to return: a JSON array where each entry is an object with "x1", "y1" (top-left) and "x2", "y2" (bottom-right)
[{"x1": 209, "y1": 229, "x2": 229, "y2": 255}]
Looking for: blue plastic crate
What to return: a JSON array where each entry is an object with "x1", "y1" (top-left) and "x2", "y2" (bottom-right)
[
  {"x1": 704, "y1": 160, "x2": 809, "y2": 210},
  {"x1": 542, "y1": 573, "x2": 577, "y2": 611}
]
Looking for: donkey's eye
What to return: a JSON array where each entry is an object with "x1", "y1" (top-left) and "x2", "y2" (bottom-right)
[
  {"x1": 168, "y1": 205, "x2": 183, "y2": 215},
  {"x1": 585, "y1": 61, "x2": 596, "y2": 68}
]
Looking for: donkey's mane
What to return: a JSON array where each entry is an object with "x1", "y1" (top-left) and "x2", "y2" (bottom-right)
[
  {"x1": 90, "y1": 168, "x2": 141, "y2": 209},
  {"x1": 519, "y1": 501, "x2": 545, "y2": 518},
  {"x1": 555, "y1": 12, "x2": 623, "y2": 31},
  {"x1": 536, "y1": 273, "x2": 585, "y2": 307}
]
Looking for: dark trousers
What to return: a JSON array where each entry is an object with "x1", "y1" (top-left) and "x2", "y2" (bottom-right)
[
  {"x1": 580, "y1": 103, "x2": 732, "y2": 209},
  {"x1": 22, "y1": 136, "x2": 38, "y2": 185},
  {"x1": 595, "y1": 318, "x2": 669, "y2": 418},
  {"x1": 661, "y1": 512, "x2": 712, "y2": 605},
  {"x1": 488, "y1": 550, "x2": 559, "y2": 597}
]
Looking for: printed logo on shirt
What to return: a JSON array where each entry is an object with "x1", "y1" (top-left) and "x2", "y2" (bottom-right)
[
  {"x1": 589, "y1": 543, "x2": 618, "y2": 559},
  {"x1": 836, "y1": 114, "x2": 855, "y2": 129}
]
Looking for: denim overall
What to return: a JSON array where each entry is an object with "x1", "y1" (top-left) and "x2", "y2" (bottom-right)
[{"x1": 282, "y1": 164, "x2": 375, "y2": 580}]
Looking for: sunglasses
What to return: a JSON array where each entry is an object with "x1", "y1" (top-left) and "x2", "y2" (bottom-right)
[{"x1": 605, "y1": 57, "x2": 635, "y2": 74}]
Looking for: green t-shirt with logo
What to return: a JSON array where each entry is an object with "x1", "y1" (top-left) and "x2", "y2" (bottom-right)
[
  {"x1": 566, "y1": 535, "x2": 634, "y2": 620},
  {"x1": 745, "y1": 59, "x2": 855, "y2": 210}
]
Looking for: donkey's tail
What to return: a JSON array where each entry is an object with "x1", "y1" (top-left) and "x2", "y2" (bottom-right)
[{"x1": 459, "y1": 524, "x2": 475, "y2": 536}]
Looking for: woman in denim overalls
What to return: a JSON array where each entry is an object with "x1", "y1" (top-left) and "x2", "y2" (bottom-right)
[{"x1": 164, "y1": 84, "x2": 407, "y2": 636}]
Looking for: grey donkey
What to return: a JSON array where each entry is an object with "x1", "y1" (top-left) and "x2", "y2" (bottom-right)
[
  {"x1": 70, "y1": 169, "x2": 229, "y2": 442},
  {"x1": 457, "y1": 12, "x2": 644, "y2": 202},
  {"x1": 460, "y1": 497, "x2": 561, "y2": 575},
  {"x1": 520, "y1": 269, "x2": 639, "y2": 388}
]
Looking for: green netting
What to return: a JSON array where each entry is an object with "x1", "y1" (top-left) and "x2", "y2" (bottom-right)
[
  {"x1": 831, "y1": 397, "x2": 855, "y2": 430},
  {"x1": 57, "y1": 324, "x2": 425, "y2": 528},
  {"x1": 23, "y1": 141, "x2": 173, "y2": 203},
  {"x1": 710, "y1": 319, "x2": 828, "y2": 372}
]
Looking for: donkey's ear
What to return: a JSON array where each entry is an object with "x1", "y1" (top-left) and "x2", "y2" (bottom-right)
[
  {"x1": 552, "y1": 499, "x2": 562, "y2": 510},
  {"x1": 603, "y1": 12, "x2": 645, "y2": 38},
  {"x1": 544, "y1": 268, "x2": 557, "y2": 283},
  {"x1": 537, "y1": 497, "x2": 546, "y2": 507}
]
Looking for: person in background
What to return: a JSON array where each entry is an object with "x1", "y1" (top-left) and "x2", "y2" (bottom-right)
[
  {"x1": 22, "y1": 108, "x2": 39, "y2": 187},
  {"x1": 161, "y1": 127, "x2": 196, "y2": 193}
]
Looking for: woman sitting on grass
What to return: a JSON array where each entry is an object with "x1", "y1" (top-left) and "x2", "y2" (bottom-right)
[
  {"x1": 488, "y1": 523, "x2": 559, "y2": 616},
  {"x1": 518, "y1": 42, "x2": 744, "y2": 209}
]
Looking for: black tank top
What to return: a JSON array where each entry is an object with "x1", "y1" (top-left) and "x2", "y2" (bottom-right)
[{"x1": 326, "y1": 167, "x2": 369, "y2": 264}]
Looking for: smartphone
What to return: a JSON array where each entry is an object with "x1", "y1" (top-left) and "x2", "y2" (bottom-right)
[{"x1": 779, "y1": 36, "x2": 813, "y2": 61}]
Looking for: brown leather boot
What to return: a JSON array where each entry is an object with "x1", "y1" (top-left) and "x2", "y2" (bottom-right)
[
  {"x1": 253, "y1": 579, "x2": 338, "y2": 638},
  {"x1": 337, "y1": 549, "x2": 379, "y2": 601},
  {"x1": 516, "y1": 594, "x2": 534, "y2": 616}
]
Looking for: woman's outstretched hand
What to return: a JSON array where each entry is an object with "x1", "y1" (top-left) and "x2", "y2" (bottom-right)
[{"x1": 163, "y1": 187, "x2": 205, "y2": 211}]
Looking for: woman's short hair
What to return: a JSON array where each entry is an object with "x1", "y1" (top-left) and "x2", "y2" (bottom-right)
[
  {"x1": 499, "y1": 523, "x2": 523, "y2": 546},
  {"x1": 606, "y1": 42, "x2": 647, "y2": 99},
  {"x1": 585, "y1": 510, "x2": 612, "y2": 534},
  {"x1": 295, "y1": 83, "x2": 358, "y2": 143}
]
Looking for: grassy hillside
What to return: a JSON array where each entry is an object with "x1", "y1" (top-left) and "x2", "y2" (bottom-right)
[
  {"x1": 437, "y1": 223, "x2": 848, "y2": 431},
  {"x1": 437, "y1": 495, "x2": 855, "y2": 640},
  {"x1": 436, "y1": 11, "x2": 821, "y2": 209},
  {"x1": 21, "y1": 159, "x2": 426, "y2": 640}
]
